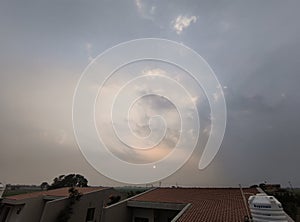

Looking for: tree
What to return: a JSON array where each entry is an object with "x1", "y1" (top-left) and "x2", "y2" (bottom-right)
[
  {"x1": 259, "y1": 183, "x2": 266, "y2": 190},
  {"x1": 48, "y1": 174, "x2": 88, "y2": 190},
  {"x1": 40, "y1": 182, "x2": 49, "y2": 190},
  {"x1": 107, "y1": 195, "x2": 121, "y2": 206},
  {"x1": 56, "y1": 187, "x2": 82, "y2": 222}
]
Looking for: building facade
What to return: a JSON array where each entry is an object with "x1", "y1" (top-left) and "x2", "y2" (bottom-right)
[{"x1": 0, "y1": 187, "x2": 119, "y2": 222}]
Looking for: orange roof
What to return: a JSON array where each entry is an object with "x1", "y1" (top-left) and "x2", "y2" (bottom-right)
[
  {"x1": 132, "y1": 188, "x2": 258, "y2": 222},
  {"x1": 5, "y1": 187, "x2": 107, "y2": 201}
]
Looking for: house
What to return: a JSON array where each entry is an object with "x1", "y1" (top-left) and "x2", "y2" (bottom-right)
[
  {"x1": 102, "y1": 187, "x2": 259, "y2": 222},
  {"x1": 0, "y1": 187, "x2": 119, "y2": 222},
  {"x1": 1, "y1": 186, "x2": 293, "y2": 222}
]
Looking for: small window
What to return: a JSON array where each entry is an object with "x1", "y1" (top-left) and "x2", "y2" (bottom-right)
[
  {"x1": 85, "y1": 208, "x2": 95, "y2": 222},
  {"x1": 134, "y1": 217, "x2": 149, "y2": 222}
]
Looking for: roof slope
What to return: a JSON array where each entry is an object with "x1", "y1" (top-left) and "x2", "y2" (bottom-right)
[
  {"x1": 5, "y1": 187, "x2": 106, "y2": 201},
  {"x1": 132, "y1": 187, "x2": 258, "y2": 222}
]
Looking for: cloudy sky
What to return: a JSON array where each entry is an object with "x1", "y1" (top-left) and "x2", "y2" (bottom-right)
[{"x1": 0, "y1": 0, "x2": 300, "y2": 187}]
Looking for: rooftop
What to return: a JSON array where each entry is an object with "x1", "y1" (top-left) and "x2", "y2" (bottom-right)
[
  {"x1": 131, "y1": 187, "x2": 258, "y2": 222},
  {"x1": 4, "y1": 187, "x2": 107, "y2": 201}
]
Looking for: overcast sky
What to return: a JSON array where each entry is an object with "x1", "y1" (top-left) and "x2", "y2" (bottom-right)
[{"x1": 0, "y1": 0, "x2": 300, "y2": 187}]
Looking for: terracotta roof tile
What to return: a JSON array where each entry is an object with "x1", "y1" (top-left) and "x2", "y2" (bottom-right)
[
  {"x1": 132, "y1": 188, "x2": 258, "y2": 222},
  {"x1": 5, "y1": 187, "x2": 106, "y2": 201}
]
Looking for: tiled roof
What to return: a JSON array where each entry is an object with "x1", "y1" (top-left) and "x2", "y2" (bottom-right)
[
  {"x1": 5, "y1": 187, "x2": 106, "y2": 201},
  {"x1": 132, "y1": 187, "x2": 258, "y2": 222}
]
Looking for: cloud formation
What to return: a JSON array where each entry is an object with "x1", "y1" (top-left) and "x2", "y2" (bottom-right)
[{"x1": 172, "y1": 15, "x2": 197, "y2": 34}]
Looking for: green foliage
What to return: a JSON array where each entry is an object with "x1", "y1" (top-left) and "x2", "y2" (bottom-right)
[
  {"x1": 48, "y1": 174, "x2": 88, "y2": 190},
  {"x1": 259, "y1": 183, "x2": 266, "y2": 189},
  {"x1": 115, "y1": 187, "x2": 148, "y2": 199},
  {"x1": 126, "y1": 190, "x2": 144, "y2": 198},
  {"x1": 40, "y1": 182, "x2": 49, "y2": 190},
  {"x1": 56, "y1": 188, "x2": 82, "y2": 222},
  {"x1": 68, "y1": 187, "x2": 82, "y2": 202},
  {"x1": 266, "y1": 189, "x2": 300, "y2": 220},
  {"x1": 107, "y1": 195, "x2": 121, "y2": 206},
  {"x1": 3, "y1": 189, "x2": 36, "y2": 197}
]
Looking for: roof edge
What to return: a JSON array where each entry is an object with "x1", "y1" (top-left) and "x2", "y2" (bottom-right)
[
  {"x1": 171, "y1": 203, "x2": 191, "y2": 222},
  {"x1": 104, "y1": 187, "x2": 157, "y2": 209}
]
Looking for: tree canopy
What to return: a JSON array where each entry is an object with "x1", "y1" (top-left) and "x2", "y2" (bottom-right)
[
  {"x1": 48, "y1": 174, "x2": 88, "y2": 190},
  {"x1": 40, "y1": 182, "x2": 49, "y2": 190}
]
